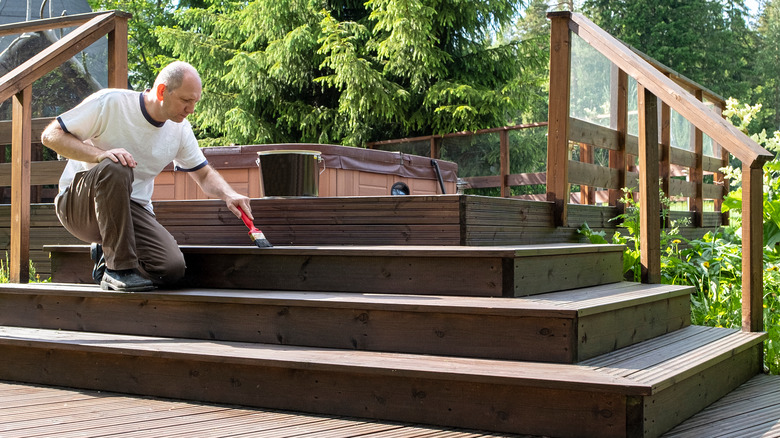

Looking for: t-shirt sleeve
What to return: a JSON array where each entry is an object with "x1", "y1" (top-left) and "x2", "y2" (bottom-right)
[
  {"x1": 173, "y1": 122, "x2": 208, "y2": 172},
  {"x1": 56, "y1": 93, "x2": 108, "y2": 141}
]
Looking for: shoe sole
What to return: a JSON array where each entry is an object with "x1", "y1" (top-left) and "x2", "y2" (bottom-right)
[{"x1": 100, "y1": 280, "x2": 155, "y2": 293}]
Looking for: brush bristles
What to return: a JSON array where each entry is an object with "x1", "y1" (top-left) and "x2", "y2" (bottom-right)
[{"x1": 249, "y1": 231, "x2": 273, "y2": 248}]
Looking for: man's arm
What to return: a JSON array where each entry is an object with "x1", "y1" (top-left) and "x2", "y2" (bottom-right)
[
  {"x1": 40, "y1": 120, "x2": 138, "y2": 167},
  {"x1": 189, "y1": 164, "x2": 253, "y2": 219}
]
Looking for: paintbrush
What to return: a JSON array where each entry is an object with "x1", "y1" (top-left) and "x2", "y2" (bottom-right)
[{"x1": 237, "y1": 206, "x2": 273, "y2": 248}]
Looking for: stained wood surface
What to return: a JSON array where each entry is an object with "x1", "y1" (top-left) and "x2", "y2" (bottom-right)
[
  {"x1": 0, "y1": 381, "x2": 512, "y2": 438},
  {"x1": 3, "y1": 374, "x2": 777, "y2": 438},
  {"x1": 46, "y1": 243, "x2": 626, "y2": 297},
  {"x1": 743, "y1": 166, "x2": 764, "y2": 332},
  {"x1": 0, "y1": 196, "x2": 728, "y2": 279},
  {"x1": 10, "y1": 87, "x2": 31, "y2": 283},
  {"x1": 0, "y1": 281, "x2": 693, "y2": 363},
  {"x1": 638, "y1": 85, "x2": 661, "y2": 284},
  {"x1": 662, "y1": 374, "x2": 780, "y2": 438},
  {"x1": 0, "y1": 160, "x2": 65, "y2": 186},
  {"x1": 0, "y1": 280, "x2": 688, "y2": 318},
  {"x1": 546, "y1": 14, "x2": 572, "y2": 226},
  {"x1": 0, "y1": 325, "x2": 646, "y2": 393},
  {"x1": 0, "y1": 323, "x2": 764, "y2": 437},
  {"x1": 582, "y1": 326, "x2": 764, "y2": 388},
  {"x1": 0, "y1": 325, "x2": 641, "y2": 437}
]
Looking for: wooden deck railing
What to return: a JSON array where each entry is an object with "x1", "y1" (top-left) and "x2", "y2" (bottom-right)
[
  {"x1": 0, "y1": 10, "x2": 129, "y2": 283},
  {"x1": 549, "y1": 11, "x2": 773, "y2": 333},
  {"x1": 367, "y1": 12, "x2": 772, "y2": 333}
]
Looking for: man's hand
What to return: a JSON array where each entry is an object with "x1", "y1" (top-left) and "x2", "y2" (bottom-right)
[
  {"x1": 99, "y1": 148, "x2": 138, "y2": 168},
  {"x1": 226, "y1": 194, "x2": 253, "y2": 220}
]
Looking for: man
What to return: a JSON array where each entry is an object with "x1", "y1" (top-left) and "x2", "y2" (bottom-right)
[{"x1": 41, "y1": 61, "x2": 253, "y2": 292}]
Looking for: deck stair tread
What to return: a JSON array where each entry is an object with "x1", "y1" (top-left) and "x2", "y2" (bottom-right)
[
  {"x1": 0, "y1": 280, "x2": 696, "y2": 364},
  {"x1": 0, "y1": 325, "x2": 649, "y2": 395},
  {"x1": 0, "y1": 281, "x2": 692, "y2": 316},
  {"x1": 582, "y1": 326, "x2": 765, "y2": 391},
  {"x1": 662, "y1": 374, "x2": 780, "y2": 437},
  {"x1": 0, "y1": 324, "x2": 761, "y2": 398},
  {"x1": 47, "y1": 243, "x2": 626, "y2": 257},
  {"x1": 44, "y1": 243, "x2": 626, "y2": 297}
]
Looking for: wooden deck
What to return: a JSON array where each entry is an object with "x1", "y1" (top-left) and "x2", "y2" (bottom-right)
[
  {"x1": 1, "y1": 195, "x2": 725, "y2": 279},
  {"x1": 0, "y1": 380, "x2": 518, "y2": 437},
  {"x1": 0, "y1": 206, "x2": 766, "y2": 438},
  {"x1": 2, "y1": 374, "x2": 779, "y2": 437}
]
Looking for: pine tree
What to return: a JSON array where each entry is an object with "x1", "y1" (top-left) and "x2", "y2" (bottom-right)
[{"x1": 148, "y1": 0, "x2": 546, "y2": 146}]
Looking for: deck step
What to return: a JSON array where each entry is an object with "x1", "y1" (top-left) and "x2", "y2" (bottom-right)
[
  {"x1": 661, "y1": 374, "x2": 780, "y2": 437},
  {"x1": 0, "y1": 281, "x2": 693, "y2": 363},
  {"x1": 0, "y1": 325, "x2": 764, "y2": 438},
  {"x1": 581, "y1": 326, "x2": 767, "y2": 438},
  {"x1": 46, "y1": 243, "x2": 625, "y2": 297}
]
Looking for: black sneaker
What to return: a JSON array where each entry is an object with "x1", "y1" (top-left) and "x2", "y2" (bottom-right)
[
  {"x1": 101, "y1": 269, "x2": 154, "y2": 292},
  {"x1": 90, "y1": 243, "x2": 106, "y2": 285}
]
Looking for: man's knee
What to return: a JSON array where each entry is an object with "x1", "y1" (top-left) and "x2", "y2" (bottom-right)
[
  {"x1": 143, "y1": 251, "x2": 186, "y2": 286},
  {"x1": 95, "y1": 159, "x2": 133, "y2": 187}
]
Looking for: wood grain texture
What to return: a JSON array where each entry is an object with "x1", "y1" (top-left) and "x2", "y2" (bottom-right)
[{"x1": 10, "y1": 87, "x2": 31, "y2": 283}]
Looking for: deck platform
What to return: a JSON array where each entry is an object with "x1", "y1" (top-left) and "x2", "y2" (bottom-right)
[
  {"x1": 3, "y1": 375, "x2": 778, "y2": 437},
  {"x1": 0, "y1": 380, "x2": 516, "y2": 437},
  {"x1": 1, "y1": 195, "x2": 725, "y2": 279}
]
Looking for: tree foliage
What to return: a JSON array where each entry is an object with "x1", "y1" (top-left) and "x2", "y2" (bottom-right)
[
  {"x1": 750, "y1": 0, "x2": 780, "y2": 134},
  {"x1": 88, "y1": 0, "x2": 180, "y2": 90},
  {"x1": 581, "y1": 0, "x2": 755, "y2": 104},
  {"x1": 142, "y1": 0, "x2": 546, "y2": 146}
]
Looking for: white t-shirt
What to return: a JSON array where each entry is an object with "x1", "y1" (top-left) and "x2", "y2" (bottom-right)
[{"x1": 57, "y1": 88, "x2": 207, "y2": 212}]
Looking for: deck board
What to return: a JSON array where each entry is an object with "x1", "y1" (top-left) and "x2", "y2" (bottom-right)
[
  {"x1": 0, "y1": 381, "x2": 519, "y2": 438},
  {"x1": 0, "y1": 326, "x2": 647, "y2": 395},
  {"x1": 662, "y1": 374, "x2": 780, "y2": 437}
]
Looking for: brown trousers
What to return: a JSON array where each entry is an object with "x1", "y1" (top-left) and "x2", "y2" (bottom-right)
[{"x1": 54, "y1": 160, "x2": 186, "y2": 285}]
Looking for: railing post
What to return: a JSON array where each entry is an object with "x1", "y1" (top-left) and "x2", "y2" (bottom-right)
[
  {"x1": 609, "y1": 67, "x2": 627, "y2": 212},
  {"x1": 500, "y1": 129, "x2": 510, "y2": 198},
  {"x1": 579, "y1": 143, "x2": 594, "y2": 204},
  {"x1": 429, "y1": 136, "x2": 441, "y2": 159},
  {"x1": 107, "y1": 13, "x2": 129, "y2": 88},
  {"x1": 715, "y1": 102, "x2": 730, "y2": 226},
  {"x1": 10, "y1": 86, "x2": 31, "y2": 283},
  {"x1": 660, "y1": 92, "x2": 671, "y2": 228},
  {"x1": 547, "y1": 12, "x2": 572, "y2": 225},
  {"x1": 638, "y1": 84, "x2": 661, "y2": 283},
  {"x1": 691, "y1": 90, "x2": 705, "y2": 227},
  {"x1": 742, "y1": 165, "x2": 764, "y2": 332}
]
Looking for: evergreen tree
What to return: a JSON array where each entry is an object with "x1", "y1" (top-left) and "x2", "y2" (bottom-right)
[
  {"x1": 146, "y1": 0, "x2": 546, "y2": 146},
  {"x1": 752, "y1": 0, "x2": 780, "y2": 133}
]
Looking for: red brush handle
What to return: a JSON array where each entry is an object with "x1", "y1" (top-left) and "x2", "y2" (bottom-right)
[{"x1": 237, "y1": 206, "x2": 259, "y2": 232}]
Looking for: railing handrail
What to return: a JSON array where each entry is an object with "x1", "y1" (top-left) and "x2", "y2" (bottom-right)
[
  {"x1": 626, "y1": 44, "x2": 726, "y2": 107},
  {"x1": 0, "y1": 11, "x2": 121, "y2": 103},
  {"x1": 0, "y1": 10, "x2": 131, "y2": 37},
  {"x1": 550, "y1": 11, "x2": 767, "y2": 333},
  {"x1": 365, "y1": 122, "x2": 548, "y2": 148},
  {"x1": 555, "y1": 11, "x2": 772, "y2": 168}
]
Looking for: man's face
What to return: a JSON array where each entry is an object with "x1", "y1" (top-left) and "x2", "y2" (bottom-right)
[{"x1": 162, "y1": 74, "x2": 201, "y2": 123}]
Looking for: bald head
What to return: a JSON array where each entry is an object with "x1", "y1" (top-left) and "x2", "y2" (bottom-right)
[
  {"x1": 147, "y1": 61, "x2": 202, "y2": 123},
  {"x1": 154, "y1": 61, "x2": 201, "y2": 92}
]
